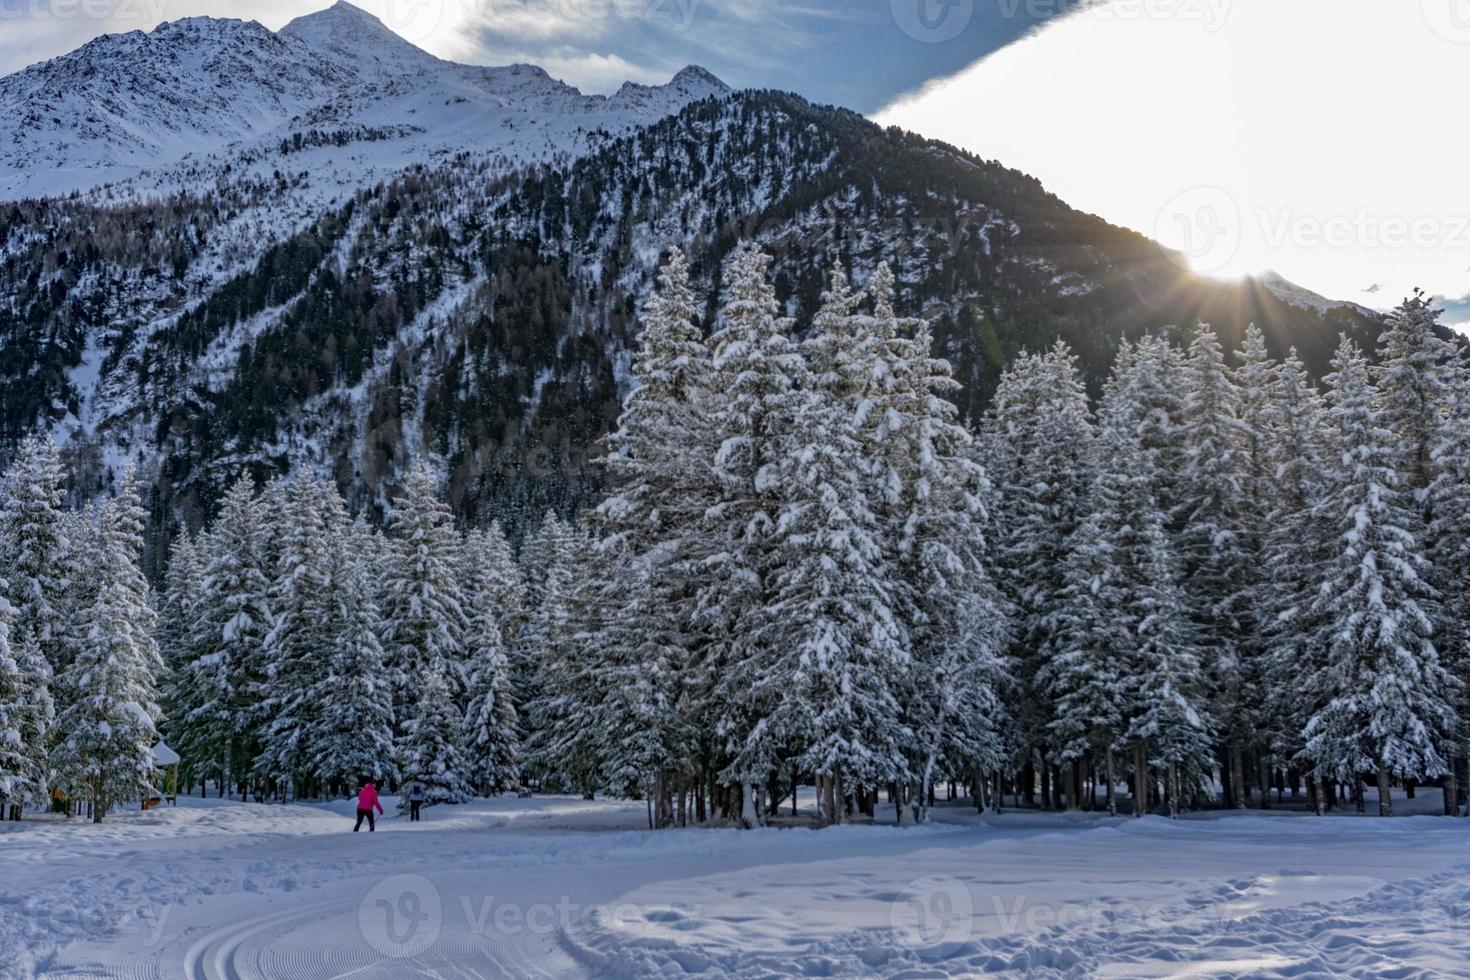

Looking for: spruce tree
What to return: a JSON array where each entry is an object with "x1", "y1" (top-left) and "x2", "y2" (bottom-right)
[
  {"x1": 1300, "y1": 338, "x2": 1456, "y2": 814},
  {"x1": 383, "y1": 462, "x2": 469, "y2": 708},
  {"x1": 399, "y1": 663, "x2": 472, "y2": 805},
  {"x1": 982, "y1": 342, "x2": 1093, "y2": 798},
  {"x1": 311, "y1": 520, "x2": 397, "y2": 793},
  {"x1": 1177, "y1": 325, "x2": 1253, "y2": 805},
  {"x1": 255, "y1": 477, "x2": 341, "y2": 792},
  {"x1": 461, "y1": 527, "x2": 520, "y2": 795},
  {"x1": 51, "y1": 474, "x2": 163, "y2": 822},
  {"x1": 697, "y1": 244, "x2": 807, "y2": 825}
]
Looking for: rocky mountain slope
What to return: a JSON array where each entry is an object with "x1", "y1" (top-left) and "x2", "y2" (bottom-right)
[{"x1": 0, "y1": 9, "x2": 1379, "y2": 565}]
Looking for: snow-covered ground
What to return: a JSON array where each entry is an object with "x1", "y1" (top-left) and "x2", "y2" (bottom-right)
[{"x1": 7, "y1": 793, "x2": 1470, "y2": 978}]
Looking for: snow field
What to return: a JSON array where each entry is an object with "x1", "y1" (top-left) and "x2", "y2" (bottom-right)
[{"x1": 7, "y1": 793, "x2": 1470, "y2": 979}]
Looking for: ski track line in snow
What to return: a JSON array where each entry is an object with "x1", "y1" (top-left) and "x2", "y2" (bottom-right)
[{"x1": 176, "y1": 895, "x2": 551, "y2": 980}]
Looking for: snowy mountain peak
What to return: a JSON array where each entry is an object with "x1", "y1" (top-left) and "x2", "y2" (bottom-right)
[
  {"x1": 280, "y1": 1, "x2": 443, "y2": 77},
  {"x1": 0, "y1": 7, "x2": 732, "y2": 202},
  {"x1": 671, "y1": 65, "x2": 728, "y2": 89},
  {"x1": 608, "y1": 65, "x2": 728, "y2": 114}
]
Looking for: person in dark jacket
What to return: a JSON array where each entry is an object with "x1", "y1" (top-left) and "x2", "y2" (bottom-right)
[
  {"x1": 407, "y1": 780, "x2": 426, "y2": 821},
  {"x1": 354, "y1": 780, "x2": 384, "y2": 832}
]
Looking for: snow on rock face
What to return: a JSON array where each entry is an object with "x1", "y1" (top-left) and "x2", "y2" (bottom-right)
[
  {"x1": 0, "y1": 1, "x2": 730, "y2": 202},
  {"x1": 0, "y1": 17, "x2": 350, "y2": 195}
]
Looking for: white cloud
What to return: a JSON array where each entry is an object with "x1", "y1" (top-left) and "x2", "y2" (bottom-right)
[{"x1": 875, "y1": 0, "x2": 1470, "y2": 312}]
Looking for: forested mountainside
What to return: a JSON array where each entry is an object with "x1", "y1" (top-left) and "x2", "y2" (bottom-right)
[{"x1": 0, "y1": 85, "x2": 1381, "y2": 564}]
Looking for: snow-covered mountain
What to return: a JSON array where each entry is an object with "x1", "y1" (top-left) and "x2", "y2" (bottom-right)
[
  {"x1": 0, "y1": 9, "x2": 1382, "y2": 559},
  {"x1": 0, "y1": 1, "x2": 729, "y2": 201}
]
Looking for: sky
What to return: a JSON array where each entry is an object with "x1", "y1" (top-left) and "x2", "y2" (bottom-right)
[
  {"x1": 0, "y1": 0, "x2": 1069, "y2": 110},
  {"x1": 2, "y1": 0, "x2": 1465, "y2": 324},
  {"x1": 876, "y1": 0, "x2": 1470, "y2": 328}
]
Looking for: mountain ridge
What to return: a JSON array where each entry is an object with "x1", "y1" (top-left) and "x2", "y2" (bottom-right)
[{"x1": 0, "y1": 1, "x2": 729, "y2": 202}]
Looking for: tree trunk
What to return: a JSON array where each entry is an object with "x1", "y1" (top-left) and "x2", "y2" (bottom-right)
[
  {"x1": 1068, "y1": 760, "x2": 1082, "y2": 811},
  {"x1": 1105, "y1": 749, "x2": 1117, "y2": 817},
  {"x1": 1377, "y1": 767, "x2": 1392, "y2": 817},
  {"x1": 1444, "y1": 755, "x2": 1460, "y2": 816},
  {"x1": 1133, "y1": 743, "x2": 1147, "y2": 817},
  {"x1": 740, "y1": 782, "x2": 761, "y2": 828},
  {"x1": 1167, "y1": 762, "x2": 1180, "y2": 819},
  {"x1": 1257, "y1": 756, "x2": 1271, "y2": 810},
  {"x1": 1229, "y1": 742, "x2": 1246, "y2": 809}
]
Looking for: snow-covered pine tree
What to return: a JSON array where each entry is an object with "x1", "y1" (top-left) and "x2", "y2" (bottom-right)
[
  {"x1": 0, "y1": 436, "x2": 68, "y2": 797},
  {"x1": 383, "y1": 462, "x2": 469, "y2": 710},
  {"x1": 189, "y1": 476, "x2": 276, "y2": 790},
  {"x1": 255, "y1": 476, "x2": 342, "y2": 794},
  {"x1": 1176, "y1": 325, "x2": 1254, "y2": 806},
  {"x1": 461, "y1": 526, "x2": 520, "y2": 795},
  {"x1": 310, "y1": 518, "x2": 397, "y2": 794},
  {"x1": 600, "y1": 248, "x2": 710, "y2": 552},
  {"x1": 868, "y1": 271, "x2": 1010, "y2": 824},
  {"x1": 981, "y1": 341, "x2": 1093, "y2": 800},
  {"x1": 1374, "y1": 292, "x2": 1464, "y2": 810},
  {"x1": 1256, "y1": 348, "x2": 1332, "y2": 774},
  {"x1": 8, "y1": 629, "x2": 53, "y2": 815},
  {"x1": 463, "y1": 523, "x2": 523, "y2": 638},
  {"x1": 0, "y1": 436, "x2": 70, "y2": 676},
  {"x1": 1122, "y1": 513, "x2": 1214, "y2": 818},
  {"x1": 1375, "y1": 291, "x2": 1457, "y2": 496},
  {"x1": 1299, "y1": 337, "x2": 1456, "y2": 815},
  {"x1": 1429, "y1": 349, "x2": 1470, "y2": 813},
  {"x1": 758, "y1": 264, "x2": 909, "y2": 824},
  {"x1": 159, "y1": 531, "x2": 214, "y2": 791},
  {"x1": 1126, "y1": 335, "x2": 1190, "y2": 521},
  {"x1": 524, "y1": 521, "x2": 609, "y2": 798},
  {"x1": 50, "y1": 473, "x2": 163, "y2": 821},
  {"x1": 1040, "y1": 498, "x2": 1131, "y2": 815},
  {"x1": 399, "y1": 662, "x2": 472, "y2": 806},
  {"x1": 593, "y1": 249, "x2": 711, "y2": 818},
  {"x1": 1081, "y1": 341, "x2": 1213, "y2": 816},
  {"x1": 696, "y1": 243, "x2": 808, "y2": 826},
  {"x1": 0, "y1": 598, "x2": 24, "y2": 814},
  {"x1": 1227, "y1": 325, "x2": 1288, "y2": 806}
]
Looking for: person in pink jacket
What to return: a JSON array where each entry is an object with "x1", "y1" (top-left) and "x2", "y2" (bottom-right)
[{"x1": 353, "y1": 779, "x2": 384, "y2": 832}]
